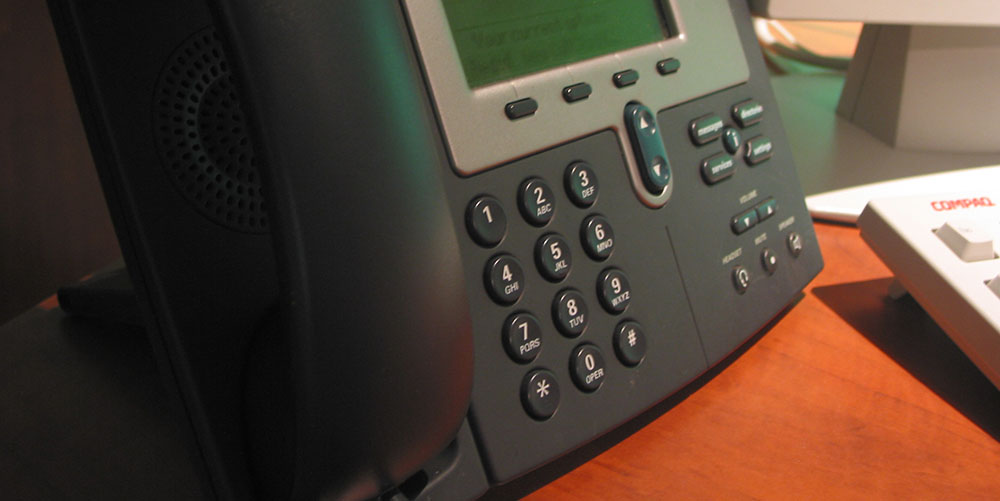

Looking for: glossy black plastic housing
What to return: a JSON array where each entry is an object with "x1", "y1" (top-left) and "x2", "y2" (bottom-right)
[
  {"x1": 46, "y1": 1, "x2": 278, "y2": 498},
  {"x1": 207, "y1": 2, "x2": 475, "y2": 499}
]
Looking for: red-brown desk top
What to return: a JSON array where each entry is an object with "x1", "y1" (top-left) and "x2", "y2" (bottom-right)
[{"x1": 529, "y1": 222, "x2": 1000, "y2": 499}]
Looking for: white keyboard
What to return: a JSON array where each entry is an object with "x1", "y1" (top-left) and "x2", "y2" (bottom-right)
[{"x1": 858, "y1": 192, "x2": 1000, "y2": 390}]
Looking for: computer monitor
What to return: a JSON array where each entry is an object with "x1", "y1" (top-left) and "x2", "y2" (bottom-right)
[{"x1": 750, "y1": 0, "x2": 1000, "y2": 221}]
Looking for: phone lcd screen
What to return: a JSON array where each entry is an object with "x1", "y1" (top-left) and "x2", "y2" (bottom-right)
[{"x1": 443, "y1": 0, "x2": 672, "y2": 88}]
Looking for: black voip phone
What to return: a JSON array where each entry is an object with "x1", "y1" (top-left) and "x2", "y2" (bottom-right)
[{"x1": 48, "y1": 0, "x2": 822, "y2": 499}]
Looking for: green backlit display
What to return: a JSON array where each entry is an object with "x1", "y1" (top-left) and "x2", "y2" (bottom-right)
[{"x1": 443, "y1": 0, "x2": 670, "y2": 88}]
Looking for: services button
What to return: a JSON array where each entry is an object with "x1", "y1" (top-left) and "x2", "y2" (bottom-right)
[{"x1": 700, "y1": 152, "x2": 736, "y2": 185}]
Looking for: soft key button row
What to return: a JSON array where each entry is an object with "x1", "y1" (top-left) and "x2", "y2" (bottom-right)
[{"x1": 505, "y1": 58, "x2": 682, "y2": 122}]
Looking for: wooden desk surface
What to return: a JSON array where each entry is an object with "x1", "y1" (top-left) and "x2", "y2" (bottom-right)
[{"x1": 529, "y1": 222, "x2": 1000, "y2": 499}]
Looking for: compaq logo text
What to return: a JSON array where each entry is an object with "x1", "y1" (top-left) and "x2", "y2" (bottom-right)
[{"x1": 930, "y1": 197, "x2": 996, "y2": 211}]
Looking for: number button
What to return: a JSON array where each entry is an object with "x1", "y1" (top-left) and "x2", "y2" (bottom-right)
[
  {"x1": 581, "y1": 215, "x2": 615, "y2": 260},
  {"x1": 565, "y1": 162, "x2": 599, "y2": 207},
  {"x1": 484, "y1": 255, "x2": 525, "y2": 305},
  {"x1": 466, "y1": 196, "x2": 506, "y2": 247},
  {"x1": 535, "y1": 233, "x2": 572, "y2": 282},
  {"x1": 552, "y1": 289, "x2": 589, "y2": 337},
  {"x1": 570, "y1": 344, "x2": 606, "y2": 392},
  {"x1": 597, "y1": 268, "x2": 632, "y2": 314},
  {"x1": 518, "y1": 178, "x2": 555, "y2": 226},
  {"x1": 521, "y1": 369, "x2": 560, "y2": 420},
  {"x1": 613, "y1": 321, "x2": 647, "y2": 367},
  {"x1": 503, "y1": 312, "x2": 542, "y2": 363}
]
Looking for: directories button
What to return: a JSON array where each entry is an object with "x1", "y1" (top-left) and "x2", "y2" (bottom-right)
[{"x1": 624, "y1": 102, "x2": 672, "y2": 195}]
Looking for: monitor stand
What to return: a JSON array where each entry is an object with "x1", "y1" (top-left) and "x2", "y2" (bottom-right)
[{"x1": 771, "y1": 24, "x2": 1000, "y2": 223}]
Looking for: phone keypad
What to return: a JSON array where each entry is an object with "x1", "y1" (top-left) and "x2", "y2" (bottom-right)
[{"x1": 465, "y1": 162, "x2": 649, "y2": 422}]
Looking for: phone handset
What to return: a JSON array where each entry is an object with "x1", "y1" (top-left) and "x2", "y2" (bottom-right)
[{"x1": 209, "y1": 2, "x2": 474, "y2": 499}]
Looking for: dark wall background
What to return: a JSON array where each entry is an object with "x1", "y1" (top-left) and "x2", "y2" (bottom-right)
[{"x1": 1, "y1": 0, "x2": 121, "y2": 324}]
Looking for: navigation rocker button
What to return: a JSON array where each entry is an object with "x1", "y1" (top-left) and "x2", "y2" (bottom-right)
[{"x1": 625, "y1": 102, "x2": 672, "y2": 195}]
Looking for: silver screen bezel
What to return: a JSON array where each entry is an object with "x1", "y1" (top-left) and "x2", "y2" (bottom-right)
[{"x1": 403, "y1": 0, "x2": 750, "y2": 206}]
